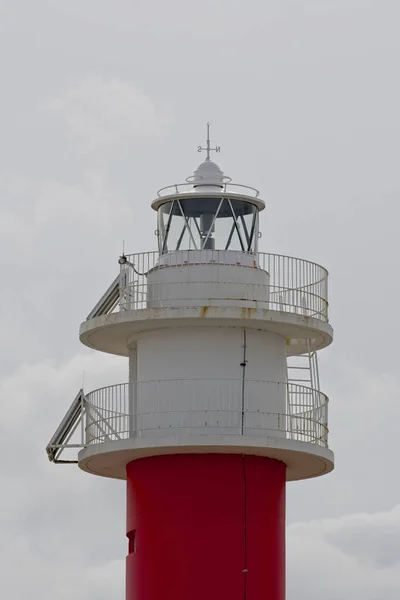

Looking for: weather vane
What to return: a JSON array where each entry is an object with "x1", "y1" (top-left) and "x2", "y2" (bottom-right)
[{"x1": 197, "y1": 122, "x2": 220, "y2": 161}]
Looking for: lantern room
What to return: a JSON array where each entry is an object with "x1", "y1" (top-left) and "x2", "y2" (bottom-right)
[{"x1": 151, "y1": 159, "x2": 265, "y2": 255}]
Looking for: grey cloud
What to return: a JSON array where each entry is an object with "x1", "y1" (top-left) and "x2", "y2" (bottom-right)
[
  {"x1": 2, "y1": 0, "x2": 400, "y2": 597},
  {"x1": 327, "y1": 521, "x2": 400, "y2": 568},
  {"x1": 43, "y1": 75, "x2": 173, "y2": 157},
  {"x1": 288, "y1": 507, "x2": 400, "y2": 599}
]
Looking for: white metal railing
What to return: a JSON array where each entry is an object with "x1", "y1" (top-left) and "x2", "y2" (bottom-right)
[
  {"x1": 84, "y1": 380, "x2": 329, "y2": 448},
  {"x1": 156, "y1": 181, "x2": 261, "y2": 199},
  {"x1": 118, "y1": 251, "x2": 329, "y2": 321}
]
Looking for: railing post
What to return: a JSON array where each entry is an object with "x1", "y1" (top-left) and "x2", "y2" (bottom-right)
[
  {"x1": 128, "y1": 382, "x2": 137, "y2": 438},
  {"x1": 325, "y1": 396, "x2": 329, "y2": 446},
  {"x1": 80, "y1": 391, "x2": 85, "y2": 445},
  {"x1": 285, "y1": 382, "x2": 291, "y2": 440}
]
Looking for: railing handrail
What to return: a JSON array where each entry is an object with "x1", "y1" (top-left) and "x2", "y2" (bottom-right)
[
  {"x1": 85, "y1": 409, "x2": 329, "y2": 446},
  {"x1": 156, "y1": 181, "x2": 261, "y2": 199},
  {"x1": 123, "y1": 281, "x2": 325, "y2": 298},
  {"x1": 117, "y1": 250, "x2": 329, "y2": 322},
  {"x1": 84, "y1": 380, "x2": 329, "y2": 448},
  {"x1": 120, "y1": 282, "x2": 327, "y2": 317},
  {"x1": 85, "y1": 379, "x2": 328, "y2": 400},
  {"x1": 86, "y1": 410, "x2": 328, "y2": 431},
  {"x1": 120, "y1": 250, "x2": 328, "y2": 276},
  {"x1": 86, "y1": 408, "x2": 328, "y2": 424}
]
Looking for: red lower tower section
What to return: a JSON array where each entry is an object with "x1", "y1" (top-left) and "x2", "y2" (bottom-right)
[{"x1": 126, "y1": 454, "x2": 286, "y2": 600}]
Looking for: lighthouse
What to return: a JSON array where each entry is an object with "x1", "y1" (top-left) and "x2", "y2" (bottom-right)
[{"x1": 47, "y1": 125, "x2": 334, "y2": 600}]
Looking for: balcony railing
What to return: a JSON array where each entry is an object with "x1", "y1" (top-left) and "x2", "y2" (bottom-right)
[
  {"x1": 156, "y1": 181, "x2": 261, "y2": 199},
  {"x1": 118, "y1": 251, "x2": 329, "y2": 322},
  {"x1": 84, "y1": 380, "x2": 329, "y2": 448}
]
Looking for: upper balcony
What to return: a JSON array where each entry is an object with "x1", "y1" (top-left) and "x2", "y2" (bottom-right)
[
  {"x1": 80, "y1": 250, "x2": 332, "y2": 357},
  {"x1": 118, "y1": 250, "x2": 328, "y2": 320}
]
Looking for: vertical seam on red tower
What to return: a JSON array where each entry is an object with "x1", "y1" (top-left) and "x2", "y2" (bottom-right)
[{"x1": 242, "y1": 455, "x2": 248, "y2": 600}]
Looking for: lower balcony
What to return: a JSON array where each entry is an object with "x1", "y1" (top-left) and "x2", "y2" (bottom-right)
[
  {"x1": 47, "y1": 379, "x2": 333, "y2": 481},
  {"x1": 84, "y1": 379, "x2": 329, "y2": 447}
]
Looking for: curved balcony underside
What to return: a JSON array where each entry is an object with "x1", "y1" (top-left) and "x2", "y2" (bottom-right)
[
  {"x1": 80, "y1": 305, "x2": 333, "y2": 356},
  {"x1": 79, "y1": 435, "x2": 334, "y2": 482}
]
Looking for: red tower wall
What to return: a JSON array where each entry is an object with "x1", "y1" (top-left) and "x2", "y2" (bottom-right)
[{"x1": 126, "y1": 454, "x2": 286, "y2": 600}]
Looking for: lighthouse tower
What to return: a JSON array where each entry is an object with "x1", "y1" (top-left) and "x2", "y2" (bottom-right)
[{"x1": 47, "y1": 126, "x2": 334, "y2": 600}]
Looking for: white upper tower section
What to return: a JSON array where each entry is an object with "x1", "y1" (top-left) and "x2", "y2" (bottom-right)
[{"x1": 47, "y1": 125, "x2": 334, "y2": 484}]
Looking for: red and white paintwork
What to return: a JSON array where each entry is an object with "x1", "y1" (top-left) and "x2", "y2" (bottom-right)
[{"x1": 48, "y1": 149, "x2": 334, "y2": 600}]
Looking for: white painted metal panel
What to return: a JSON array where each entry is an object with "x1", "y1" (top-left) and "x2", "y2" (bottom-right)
[{"x1": 135, "y1": 327, "x2": 286, "y2": 437}]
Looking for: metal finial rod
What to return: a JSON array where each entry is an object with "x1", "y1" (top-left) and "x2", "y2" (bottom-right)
[
  {"x1": 206, "y1": 122, "x2": 211, "y2": 160},
  {"x1": 197, "y1": 122, "x2": 221, "y2": 160}
]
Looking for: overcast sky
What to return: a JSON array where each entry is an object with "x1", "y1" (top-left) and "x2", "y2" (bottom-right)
[{"x1": 1, "y1": 1, "x2": 400, "y2": 598}]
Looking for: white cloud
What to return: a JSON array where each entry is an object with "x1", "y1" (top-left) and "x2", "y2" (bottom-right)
[
  {"x1": 288, "y1": 506, "x2": 400, "y2": 599},
  {"x1": 286, "y1": 353, "x2": 400, "y2": 524},
  {"x1": 0, "y1": 171, "x2": 132, "y2": 245},
  {"x1": 0, "y1": 534, "x2": 124, "y2": 600},
  {"x1": 87, "y1": 560, "x2": 125, "y2": 599},
  {"x1": 0, "y1": 351, "x2": 127, "y2": 599},
  {"x1": 0, "y1": 168, "x2": 138, "y2": 373},
  {"x1": 43, "y1": 75, "x2": 172, "y2": 156}
]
